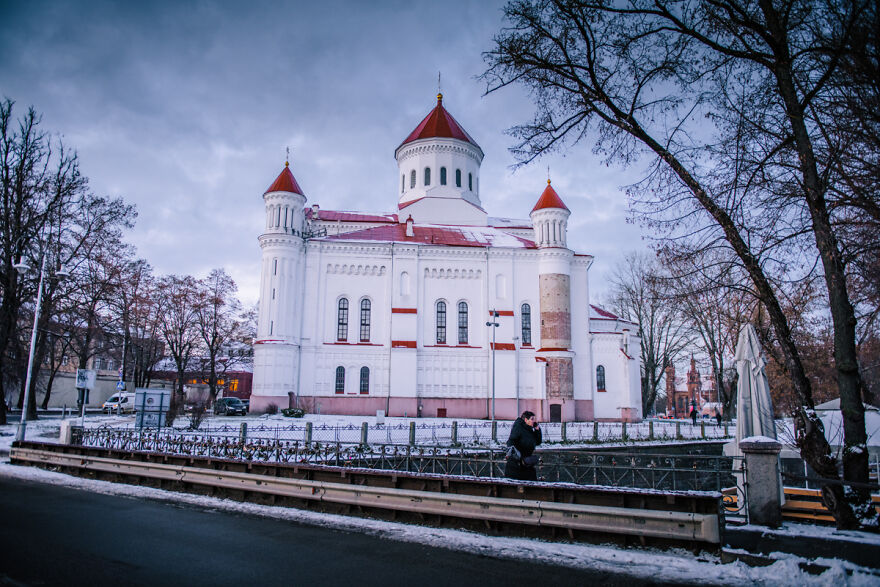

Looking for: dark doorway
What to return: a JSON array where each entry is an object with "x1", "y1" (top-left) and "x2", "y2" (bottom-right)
[
  {"x1": 437, "y1": 408, "x2": 447, "y2": 418},
  {"x1": 549, "y1": 404, "x2": 562, "y2": 423}
]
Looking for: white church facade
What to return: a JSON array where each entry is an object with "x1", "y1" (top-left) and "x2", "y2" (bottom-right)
[{"x1": 251, "y1": 94, "x2": 642, "y2": 422}]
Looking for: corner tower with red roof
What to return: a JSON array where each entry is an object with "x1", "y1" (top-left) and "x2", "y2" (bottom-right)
[
  {"x1": 530, "y1": 180, "x2": 576, "y2": 422},
  {"x1": 252, "y1": 161, "x2": 307, "y2": 410}
]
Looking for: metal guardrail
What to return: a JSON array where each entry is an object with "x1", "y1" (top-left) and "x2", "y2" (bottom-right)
[{"x1": 10, "y1": 444, "x2": 721, "y2": 545}]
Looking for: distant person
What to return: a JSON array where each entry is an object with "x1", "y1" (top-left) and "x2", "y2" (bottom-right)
[
  {"x1": 715, "y1": 411, "x2": 722, "y2": 426},
  {"x1": 690, "y1": 403, "x2": 698, "y2": 425},
  {"x1": 504, "y1": 410, "x2": 542, "y2": 481}
]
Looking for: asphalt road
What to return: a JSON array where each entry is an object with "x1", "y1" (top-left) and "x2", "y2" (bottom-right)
[{"x1": 0, "y1": 476, "x2": 693, "y2": 587}]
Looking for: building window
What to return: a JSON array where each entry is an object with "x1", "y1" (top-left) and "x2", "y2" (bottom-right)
[
  {"x1": 335, "y1": 366, "x2": 345, "y2": 394},
  {"x1": 359, "y1": 299, "x2": 371, "y2": 342},
  {"x1": 468, "y1": 173, "x2": 473, "y2": 191},
  {"x1": 401, "y1": 174, "x2": 405, "y2": 193},
  {"x1": 106, "y1": 359, "x2": 114, "y2": 371},
  {"x1": 424, "y1": 167, "x2": 431, "y2": 186},
  {"x1": 273, "y1": 258, "x2": 277, "y2": 275},
  {"x1": 597, "y1": 365, "x2": 606, "y2": 391},
  {"x1": 410, "y1": 170, "x2": 416, "y2": 189},
  {"x1": 440, "y1": 167, "x2": 447, "y2": 185},
  {"x1": 458, "y1": 302, "x2": 468, "y2": 345},
  {"x1": 360, "y1": 366, "x2": 370, "y2": 394},
  {"x1": 337, "y1": 298, "x2": 349, "y2": 341},
  {"x1": 94, "y1": 357, "x2": 103, "y2": 370},
  {"x1": 436, "y1": 301, "x2": 447, "y2": 344},
  {"x1": 521, "y1": 303, "x2": 531, "y2": 346},
  {"x1": 61, "y1": 355, "x2": 69, "y2": 366},
  {"x1": 455, "y1": 169, "x2": 461, "y2": 187}
]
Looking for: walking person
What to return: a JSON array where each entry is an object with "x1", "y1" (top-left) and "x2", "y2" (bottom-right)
[
  {"x1": 690, "y1": 400, "x2": 698, "y2": 425},
  {"x1": 504, "y1": 410, "x2": 542, "y2": 481}
]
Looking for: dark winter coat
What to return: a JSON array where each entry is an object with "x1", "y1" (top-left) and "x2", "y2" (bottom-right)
[{"x1": 504, "y1": 417, "x2": 542, "y2": 481}]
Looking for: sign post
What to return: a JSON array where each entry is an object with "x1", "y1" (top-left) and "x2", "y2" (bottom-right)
[{"x1": 75, "y1": 369, "x2": 97, "y2": 428}]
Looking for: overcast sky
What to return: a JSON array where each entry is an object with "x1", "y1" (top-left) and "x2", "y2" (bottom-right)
[{"x1": 0, "y1": 0, "x2": 650, "y2": 307}]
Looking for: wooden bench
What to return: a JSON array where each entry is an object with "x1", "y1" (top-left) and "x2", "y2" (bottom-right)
[{"x1": 723, "y1": 486, "x2": 880, "y2": 524}]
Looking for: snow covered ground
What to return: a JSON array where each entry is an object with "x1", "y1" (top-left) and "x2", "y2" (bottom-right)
[
  {"x1": 1, "y1": 414, "x2": 878, "y2": 585},
  {"x1": 0, "y1": 461, "x2": 876, "y2": 585}
]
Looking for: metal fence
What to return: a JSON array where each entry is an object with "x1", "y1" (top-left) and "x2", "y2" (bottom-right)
[
  {"x1": 95, "y1": 418, "x2": 732, "y2": 448},
  {"x1": 75, "y1": 425, "x2": 742, "y2": 494}
]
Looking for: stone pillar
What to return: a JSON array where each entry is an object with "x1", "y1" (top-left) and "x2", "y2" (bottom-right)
[{"x1": 740, "y1": 437, "x2": 783, "y2": 527}]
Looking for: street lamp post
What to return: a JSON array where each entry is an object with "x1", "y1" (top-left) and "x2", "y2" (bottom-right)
[
  {"x1": 14, "y1": 254, "x2": 67, "y2": 442},
  {"x1": 486, "y1": 310, "x2": 500, "y2": 421}
]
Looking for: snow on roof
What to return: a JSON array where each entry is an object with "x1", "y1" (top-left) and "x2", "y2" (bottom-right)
[
  {"x1": 320, "y1": 223, "x2": 537, "y2": 248},
  {"x1": 590, "y1": 305, "x2": 620, "y2": 320},
  {"x1": 488, "y1": 216, "x2": 532, "y2": 229},
  {"x1": 305, "y1": 208, "x2": 398, "y2": 223}
]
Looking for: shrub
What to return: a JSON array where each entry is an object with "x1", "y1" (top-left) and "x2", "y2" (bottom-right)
[
  {"x1": 188, "y1": 402, "x2": 206, "y2": 430},
  {"x1": 282, "y1": 407, "x2": 305, "y2": 418},
  {"x1": 265, "y1": 403, "x2": 279, "y2": 415}
]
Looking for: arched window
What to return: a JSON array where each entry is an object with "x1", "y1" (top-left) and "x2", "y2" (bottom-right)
[
  {"x1": 360, "y1": 366, "x2": 370, "y2": 394},
  {"x1": 455, "y1": 169, "x2": 461, "y2": 187},
  {"x1": 468, "y1": 173, "x2": 473, "y2": 191},
  {"x1": 596, "y1": 365, "x2": 606, "y2": 391},
  {"x1": 521, "y1": 303, "x2": 532, "y2": 346},
  {"x1": 337, "y1": 298, "x2": 349, "y2": 341},
  {"x1": 440, "y1": 167, "x2": 447, "y2": 185},
  {"x1": 424, "y1": 167, "x2": 431, "y2": 186},
  {"x1": 410, "y1": 170, "x2": 416, "y2": 189},
  {"x1": 436, "y1": 301, "x2": 447, "y2": 344},
  {"x1": 401, "y1": 174, "x2": 405, "y2": 193},
  {"x1": 335, "y1": 366, "x2": 345, "y2": 394},
  {"x1": 457, "y1": 301, "x2": 468, "y2": 345},
  {"x1": 360, "y1": 299, "x2": 371, "y2": 342}
]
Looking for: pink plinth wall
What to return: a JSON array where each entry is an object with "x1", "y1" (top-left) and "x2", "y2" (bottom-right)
[{"x1": 248, "y1": 394, "x2": 631, "y2": 422}]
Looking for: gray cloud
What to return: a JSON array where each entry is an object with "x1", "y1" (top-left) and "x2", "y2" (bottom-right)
[{"x1": 0, "y1": 0, "x2": 652, "y2": 306}]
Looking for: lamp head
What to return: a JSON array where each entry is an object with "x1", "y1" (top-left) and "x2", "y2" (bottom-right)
[
  {"x1": 55, "y1": 265, "x2": 70, "y2": 279},
  {"x1": 13, "y1": 257, "x2": 31, "y2": 275}
]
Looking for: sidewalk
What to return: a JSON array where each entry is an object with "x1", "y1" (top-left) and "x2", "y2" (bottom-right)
[{"x1": 724, "y1": 522, "x2": 880, "y2": 571}]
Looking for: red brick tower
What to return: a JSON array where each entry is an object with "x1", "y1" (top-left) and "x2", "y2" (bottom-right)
[{"x1": 530, "y1": 180, "x2": 574, "y2": 422}]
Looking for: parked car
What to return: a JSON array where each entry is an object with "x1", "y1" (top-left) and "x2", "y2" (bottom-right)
[
  {"x1": 240, "y1": 399, "x2": 250, "y2": 412},
  {"x1": 214, "y1": 397, "x2": 247, "y2": 416},
  {"x1": 102, "y1": 392, "x2": 136, "y2": 414}
]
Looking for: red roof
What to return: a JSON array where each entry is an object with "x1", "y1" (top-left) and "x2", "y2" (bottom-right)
[
  {"x1": 590, "y1": 304, "x2": 619, "y2": 319},
  {"x1": 531, "y1": 181, "x2": 569, "y2": 212},
  {"x1": 305, "y1": 209, "x2": 398, "y2": 223},
  {"x1": 264, "y1": 163, "x2": 305, "y2": 195},
  {"x1": 323, "y1": 223, "x2": 536, "y2": 248},
  {"x1": 398, "y1": 94, "x2": 479, "y2": 150}
]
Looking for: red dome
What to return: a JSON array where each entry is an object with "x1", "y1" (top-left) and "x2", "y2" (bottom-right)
[
  {"x1": 531, "y1": 181, "x2": 569, "y2": 212},
  {"x1": 398, "y1": 94, "x2": 480, "y2": 150},
  {"x1": 264, "y1": 163, "x2": 305, "y2": 196}
]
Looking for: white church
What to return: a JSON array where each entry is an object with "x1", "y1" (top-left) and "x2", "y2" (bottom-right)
[{"x1": 250, "y1": 93, "x2": 642, "y2": 422}]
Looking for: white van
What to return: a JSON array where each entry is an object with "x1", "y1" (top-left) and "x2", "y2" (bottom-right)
[{"x1": 102, "y1": 392, "x2": 136, "y2": 413}]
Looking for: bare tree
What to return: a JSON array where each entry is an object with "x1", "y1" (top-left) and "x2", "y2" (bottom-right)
[
  {"x1": 607, "y1": 252, "x2": 691, "y2": 414},
  {"x1": 156, "y1": 275, "x2": 200, "y2": 400},
  {"x1": 194, "y1": 269, "x2": 242, "y2": 403},
  {"x1": 483, "y1": 0, "x2": 876, "y2": 528}
]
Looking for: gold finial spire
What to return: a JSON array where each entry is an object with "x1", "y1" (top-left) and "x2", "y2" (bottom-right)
[
  {"x1": 437, "y1": 71, "x2": 443, "y2": 104},
  {"x1": 547, "y1": 165, "x2": 551, "y2": 184},
  {"x1": 285, "y1": 146, "x2": 290, "y2": 167}
]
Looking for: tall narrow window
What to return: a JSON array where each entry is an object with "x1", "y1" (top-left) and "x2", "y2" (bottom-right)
[
  {"x1": 337, "y1": 298, "x2": 349, "y2": 341},
  {"x1": 436, "y1": 301, "x2": 447, "y2": 344},
  {"x1": 410, "y1": 170, "x2": 416, "y2": 188},
  {"x1": 440, "y1": 167, "x2": 447, "y2": 185},
  {"x1": 401, "y1": 174, "x2": 405, "y2": 193},
  {"x1": 521, "y1": 303, "x2": 532, "y2": 346},
  {"x1": 335, "y1": 366, "x2": 345, "y2": 394},
  {"x1": 458, "y1": 302, "x2": 468, "y2": 345},
  {"x1": 359, "y1": 299, "x2": 371, "y2": 342},
  {"x1": 360, "y1": 366, "x2": 370, "y2": 394},
  {"x1": 424, "y1": 167, "x2": 431, "y2": 186},
  {"x1": 273, "y1": 259, "x2": 277, "y2": 275},
  {"x1": 455, "y1": 169, "x2": 461, "y2": 187},
  {"x1": 468, "y1": 173, "x2": 473, "y2": 191},
  {"x1": 597, "y1": 365, "x2": 606, "y2": 391}
]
